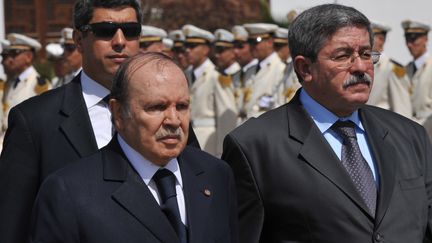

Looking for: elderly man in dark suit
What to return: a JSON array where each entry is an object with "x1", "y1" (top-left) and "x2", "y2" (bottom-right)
[
  {"x1": 0, "y1": 1, "x2": 199, "y2": 243},
  {"x1": 222, "y1": 4, "x2": 432, "y2": 243},
  {"x1": 30, "y1": 52, "x2": 238, "y2": 243}
]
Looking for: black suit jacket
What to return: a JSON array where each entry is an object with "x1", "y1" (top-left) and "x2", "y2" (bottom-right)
[
  {"x1": 0, "y1": 74, "x2": 200, "y2": 243},
  {"x1": 30, "y1": 139, "x2": 238, "y2": 243},
  {"x1": 222, "y1": 90, "x2": 432, "y2": 243}
]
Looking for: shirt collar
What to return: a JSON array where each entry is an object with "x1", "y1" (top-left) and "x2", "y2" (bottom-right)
[
  {"x1": 81, "y1": 71, "x2": 110, "y2": 109},
  {"x1": 193, "y1": 58, "x2": 212, "y2": 80},
  {"x1": 117, "y1": 134, "x2": 183, "y2": 188},
  {"x1": 259, "y1": 52, "x2": 278, "y2": 69},
  {"x1": 224, "y1": 62, "x2": 240, "y2": 75},
  {"x1": 414, "y1": 51, "x2": 429, "y2": 69},
  {"x1": 18, "y1": 66, "x2": 35, "y2": 81},
  {"x1": 243, "y1": 58, "x2": 259, "y2": 72},
  {"x1": 299, "y1": 88, "x2": 364, "y2": 134}
]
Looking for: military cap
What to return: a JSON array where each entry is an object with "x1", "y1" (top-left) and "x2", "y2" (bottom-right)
[
  {"x1": 60, "y1": 27, "x2": 74, "y2": 44},
  {"x1": 182, "y1": 24, "x2": 214, "y2": 44},
  {"x1": 45, "y1": 43, "x2": 64, "y2": 60},
  {"x1": 5, "y1": 33, "x2": 41, "y2": 51},
  {"x1": 371, "y1": 21, "x2": 391, "y2": 34},
  {"x1": 0, "y1": 39, "x2": 10, "y2": 50},
  {"x1": 274, "y1": 27, "x2": 288, "y2": 44},
  {"x1": 162, "y1": 38, "x2": 174, "y2": 50},
  {"x1": 168, "y1": 30, "x2": 185, "y2": 47},
  {"x1": 401, "y1": 20, "x2": 430, "y2": 34},
  {"x1": 214, "y1": 29, "x2": 235, "y2": 48},
  {"x1": 243, "y1": 23, "x2": 278, "y2": 44},
  {"x1": 287, "y1": 9, "x2": 302, "y2": 26},
  {"x1": 231, "y1": 25, "x2": 248, "y2": 42},
  {"x1": 140, "y1": 25, "x2": 167, "y2": 43}
]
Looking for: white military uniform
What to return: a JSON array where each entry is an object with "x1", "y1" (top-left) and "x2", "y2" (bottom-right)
[
  {"x1": 274, "y1": 59, "x2": 301, "y2": 107},
  {"x1": 190, "y1": 58, "x2": 237, "y2": 156},
  {"x1": 2, "y1": 66, "x2": 51, "y2": 130},
  {"x1": 367, "y1": 54, "x2": 412, "y2": 118},
  {"x1": 409, "y1": 54, "x2": 432, "y2": 124},
  {"x1": 242, "y1": 52, "x2": 286, "y2": 119}
]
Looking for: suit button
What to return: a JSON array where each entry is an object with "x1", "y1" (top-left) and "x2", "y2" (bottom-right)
[{"x1": 374, "y1": 232, "x2": 383, "y2": 242}]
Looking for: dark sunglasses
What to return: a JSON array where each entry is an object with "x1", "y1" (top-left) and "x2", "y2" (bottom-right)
[
  {"x1": 233, "y1": 41, "x2": 245, "y2": 49},
  {"x1": 61, "y1": 43, "x2": 77, "y2": 52},
  {"x1": 184, "y1": 43, "x2": 203, "y2": 49},
  {"x1": 79, "y1": 22, "x2": 141, "y2": 39},
  {"x1": 172, "y1": 46, "x2": 186, "y2": 53},
  {"x1": 404, "y1": 33, "x2": 425, "y2": 43},
  {"x1": 1, "y1": 49, "x2": 28, "y2": 59},
  {"x1": 214, "y1": 46, "x2": 232, "y2": 54},
  {"x1": 247, "y1": 36, "x2": 268, "y2": 46}
]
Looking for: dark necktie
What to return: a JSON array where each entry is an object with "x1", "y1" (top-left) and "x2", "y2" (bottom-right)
[
  {"x1": 13, "y1": 77, "x2": 20, "y2": 88},
  {"x1": 331, "y1": 120, "x2": 377, "y2": 216},
  {"x1": 153, "y1": 169, "x2": 187, "y2": 243}
]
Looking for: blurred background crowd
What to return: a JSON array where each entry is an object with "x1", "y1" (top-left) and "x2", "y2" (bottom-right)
[{"x1": 1, "y1": 0, "x2": 432, "y2": 156}]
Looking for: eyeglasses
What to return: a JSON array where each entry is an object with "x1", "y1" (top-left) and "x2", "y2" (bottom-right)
[
  {"x1": 247, "y1": 36, "x2": 268, "y2": 46},
  {"x1": 1, "y1": 49, "x2": 28, "y2": 59},
  {"x1": 214, "y1": 46, "x2": 232, "y2": 54},
  {"x1": 233, "y1": 41, "x2": 245, "y2": 49},
  {"x1": 328, "y1": 50, "x2": 380, "y2": 69},
  {"x1": 79, "y1": 22, "x2": 141, "y2": 39},
  {"x1": 61, "y1": 43, "x2": 77, "y2": 52},
  {"x1": 172, "y1": 46, "x2": 185, "y2": 53},
  {"x1": 404, "y1": 33, "x2": 425, "y2": 43}
]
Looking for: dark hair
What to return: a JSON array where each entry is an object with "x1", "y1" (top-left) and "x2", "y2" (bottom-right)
[
  {"x1": 288, "y1": 4, "x2": 373, "y2": 62},
  {"x1": 111, "y1": 52, "x2": 182, "y2": 115},
  {"x1": 73, "y1": 0, "x2": 143, "y2": 29}
]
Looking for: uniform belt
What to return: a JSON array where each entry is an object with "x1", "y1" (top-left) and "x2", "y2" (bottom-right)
[{"x1": 192, "y1": 118, "x2": 215, "y2": 127}]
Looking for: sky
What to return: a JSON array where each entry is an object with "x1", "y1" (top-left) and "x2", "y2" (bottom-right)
[{"x1": 270, "y1": 0, "x2": 432, "y2": 65}]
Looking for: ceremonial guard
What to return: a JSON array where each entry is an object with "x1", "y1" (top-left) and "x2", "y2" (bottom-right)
[
  {"x1": 139, "y1": 25, "x2": 167, "y2": 53},
  {"x1": 183, "y1": 24, "x2": 236, "y2": 156},
  {"x1": 242, "y1": 23, "x2": 286, "y2": 119},
  {"x1": 367, "y1": 21, "x2": 412, "y2": 118},
  {"x1": 402, "y1": 20, "x2": 432, "y2": 123},
  {"x1": 1, "y1": 33, "x2": 51, "y2": 131}
]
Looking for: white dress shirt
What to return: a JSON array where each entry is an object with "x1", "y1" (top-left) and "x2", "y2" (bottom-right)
[
  {"x1": 81, "y1": 71, "x2": 112, "y2": 148},
  {"x1": 117, "y1": 134, "x2": 187, "y2": 225}
]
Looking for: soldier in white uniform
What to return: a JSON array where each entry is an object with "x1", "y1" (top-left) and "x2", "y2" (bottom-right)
[
  {"x1": 169, "y1": 30, "x2": 189, "y2": 70},
  {"x1": 273, "y1": 27, "x2": 301, "y2": 106},
  {"x1": 242, "y1": 23, "x2": 286, "y2": 119},
  {"x1": 183, "y1": 24, "x2": 236, "y2": 156},
  {"x1": 401, "y1": 20, "x2": 432, "y2": 124},
  {"x1": 366, "y1": 21, "x2": 412, "y2": 118},
  {"x1": 139, "y1": 25, "x2": 167, "y2": 53},
  {"x1": 1, "y1": 33, "x2": 51, "y2": 132},
  {"x1": 50, "y1": 27, "x2": 82, "y2": 88}
]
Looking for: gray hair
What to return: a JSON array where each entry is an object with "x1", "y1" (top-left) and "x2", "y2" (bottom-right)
[
  {"x1": 110, "y1": 52, "x2": 183, "y2": 117},
  {"x1": 288, "y1": 4, "x2": 373, "y2": 62}
]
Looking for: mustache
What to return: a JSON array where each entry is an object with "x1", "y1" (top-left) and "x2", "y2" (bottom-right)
[
  {"x1": 342, "y1": 73, "x2": 373, "y2": 89},
  {"x1": 155, "y1": 126, "x2": 183, "y2": 140}
]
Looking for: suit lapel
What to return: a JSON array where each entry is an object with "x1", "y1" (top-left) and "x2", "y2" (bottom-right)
[
  {"x1": 288, "y1": 92, "x2": 374, "y2": 218},
  {"x1": 179, "y1": 147, "x2": 211, "y2": 243},
  {"x1": 59, "y1": 74, "x2": 98, "y2": 157},
  {"x1": 104, "y1": 139, "x2": 179, "y2": 243},
  {"x1": 359, "y1": 107, "x2": 396, "y2": 226}
]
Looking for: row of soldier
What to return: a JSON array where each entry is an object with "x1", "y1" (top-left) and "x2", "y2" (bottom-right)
[{"x1": 1, "y1": 18, "x2": 432, "y2": 156}]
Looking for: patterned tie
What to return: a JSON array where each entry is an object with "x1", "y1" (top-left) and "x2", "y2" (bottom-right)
[
  {"x1": 331, "y1": 120, "x2": 377, "y2": 216},
  {"x1": 153, "y1": 169, "x2": 187, "y2": 243}
]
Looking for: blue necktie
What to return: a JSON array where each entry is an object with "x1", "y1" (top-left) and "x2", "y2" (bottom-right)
[
  {"x1": 332, "y1": 120, "x2": 377, "y2": 216},
  {"x1": 153, "y1": 169, "x2": 187, "y2": 243}
]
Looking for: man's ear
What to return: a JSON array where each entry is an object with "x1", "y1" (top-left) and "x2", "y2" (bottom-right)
[
  {"x1": 109, "y1": 99, "x2": 124, "y2": 132},
  {"x1": 294, "y1": 55, "x2": 313, "y2": 83},
  {"x1": 73, "y1": 30, "x2": 84, "y2": 54}
]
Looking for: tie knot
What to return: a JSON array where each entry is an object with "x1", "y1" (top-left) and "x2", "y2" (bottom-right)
[
  {"x1": 331, "y1": 120, "x2": 357, "y2": 140},
  {"x1": 153, "y1": 169, "x2": 177, "y2": 203}
]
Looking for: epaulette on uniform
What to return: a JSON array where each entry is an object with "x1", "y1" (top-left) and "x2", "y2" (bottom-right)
[
  {"x1": 218, "y1": 74, "x2": 232, "y2": 88},
  {"x1": 34, "y1": 76, "x2": 50, "y2": 94},
  {"x1": 390, "y1": 59, "x2": 406, "y2": 78}
]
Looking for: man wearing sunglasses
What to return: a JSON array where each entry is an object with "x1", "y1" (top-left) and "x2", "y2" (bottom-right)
[
  {"x1": 242, "y1": 23, "x2": 286, "y2": 120},
  {"x1": 0, "y1": 1, "x2": 143, "y2": 243},
  {"x1": 402, "y1": 20, "x2": 432, "y2": 124},
  {"x1": 0, "y1": 33, "x2": 51, "y2": 132}
]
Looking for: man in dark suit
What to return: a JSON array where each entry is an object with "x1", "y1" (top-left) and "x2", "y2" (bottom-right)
[
  {"x1": 30, "y1": 52, "x2": 238, "y2": 243},
  {"x1": 0, "y1": 1, "x2": 199, "y2": 243},
  {"x1": 222, "y1": 4, "x2": 432, "y2": 243}
]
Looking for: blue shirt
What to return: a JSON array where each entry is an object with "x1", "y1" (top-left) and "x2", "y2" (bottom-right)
[{"x1": 299, "y1": 89, "x2": 379, "y2": 184}]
